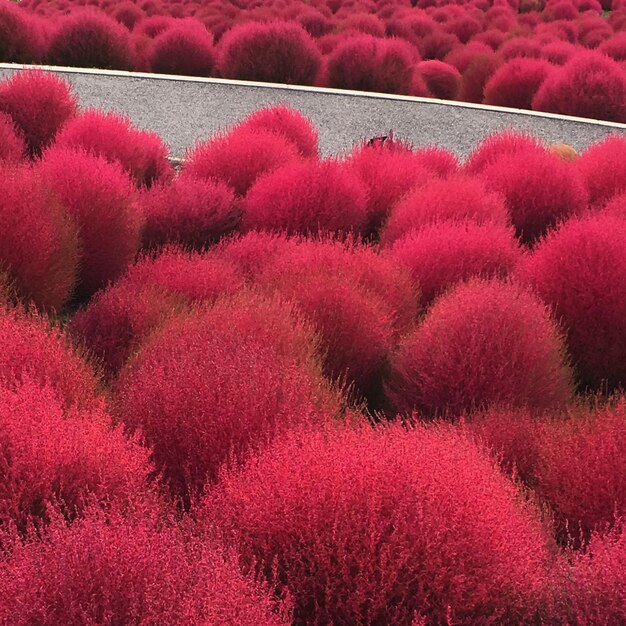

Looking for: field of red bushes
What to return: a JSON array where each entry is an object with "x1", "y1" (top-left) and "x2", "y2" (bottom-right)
[
  {"x1": 2, "y1": 0, "x2": 626, "y2": 122},
  {"x1": 1, "y1": 68, "x2": 626, "y2": 624}
]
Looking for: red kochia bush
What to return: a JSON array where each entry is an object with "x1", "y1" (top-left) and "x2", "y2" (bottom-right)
[
  {"x1": 532, "y1": 51, "x2": 626, "y2": 123},
  {"x1": 0, "y1": 381, "x2": 155, "y2": 534},
  {"x1": 217, "y1": 21, "x2": 321, "y2": 85},
  {"x1": 47, "y1": 10, "x2": 135, "y2": 70},
  {"x1": 149, "y1": 19, "x2": 215, "y2": 77},
  {"x1": 113, "y1": 293, "x2": 338, "y2": 503},
  {"x1": 575, "y1": 136, "x2": 626, "y2": 207},
  {"x1": 54, "y1": 109, "x2": 174, "y2": 188},
  {"x1": 0, "y1": 70, "x2": 77, "y2": 157},
  {"x1": 483, "y1": 57, "x2": 553, "y2": 110},
  {"x1": 386, "y1": 279, "x2": 573, "y2": 418},
  {"x1": 0, "y1": 2, "x2": 44, "y2": 63},
  {"x1": 0, "y1": 305, "x2": 100, "y2": 410},
  {"x1": 464, "y1": 129, "x2": 544, "y2": 174},
  {"x1": 241, "y1": 159, "x2": 368, "y2": 236},
  {"x1": 0, "y1": 112, "x2": 25, "y2": 163},
  {"x1": 389, "y1": 221, "x2": 522, "y2": 306},
  {"x1": 184, "y1": 126, "x2": 300, "y2": 196},
  {"x1": 325, "y1": 34, "x2": 416, "y2": 94},
  {"x1": 518, "y1": 214, "x2": 626, "y2": 390},
  {"x1": 112, "y1": 1, "x2": 144, "y2": 30},
  {"x1": 477, "y1": 145, "x2": 589, "y2": 243},
  {"x1": 141, "y1": 174, "x2": 240, "y2": 249},
  {"x1": 0, "y1": 166, "x2": 79, "y2": 311},
  {"x1": 379, "y1": 174, "x2": 509, "y2": 246},
  {"x1": 236, "y1": 105, "x2": 319, "y2": 158},
  {"x1": 36, "y1": 147, "x2": 142, "y2": 297},
  {"x1": 0, "y1": 508, "x2": 290, "y2": 626},
  {"x1": 417, "y1": 59, "x2": 461, "y2": 99},
  {"x1": 201, "y1": 423, "x2": 552, "y2": 625}
]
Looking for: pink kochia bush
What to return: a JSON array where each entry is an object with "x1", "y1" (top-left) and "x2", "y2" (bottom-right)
[
  {"x1": 0, "y1": 304, "x2": 100, "y2": 410},
  {"x1": 0, "y1": 166, "x2": 79, "y2": 311},
  {"x1": 417, "y1": 59, "x2": 462, "y2": 99},
  {"x1": 217, "y1": 21, "x2": 321, "y2": 86},
  {"x1": 149, "y1": 19, "x2": 215, "y2": 77},
  {"x1": 36, "y1": 147, "x2": 142, "y2": 298},
  {"x1": 389, "y1": 221, "x2": 522, "y2": 306},
  {"x1": 140, "y1": 174, "x2": 240, "y2": 250},
  {"x1": 0, "y1": 507, "x2": 290, "y2": 626},
  {"x1": 184, "y1": 126, "x2": 300, "y2": 197},
  {"x1": 0, "y1": 70, "x2": 77, "y2": 157},
  {"x1": 325, "y1": 34, "x2": 416, "y2": 94},
  {"x1": 0, "y1": 112, "x2": 25, "y2": 163},
  {"x1": 200, "y1": 423, "x2": 553, "y2": 625},
  {"x1": 386, "y1": 278, "x2": 573, "y2": 418},
  {"x1": 241, "y1": 159, "x2": 369, "y2": 236},
  {"x1": 518, "y1": 213, "x2": 626, "y2": 390},
  {"x1": 0, "y1": 381, "x2": 155, "y2": 535},
  {"x1": 54, "y1": 109, "x2": 174, "y2": 188},
  {"x1": 0, "y1": 1, "x2": 44, "y2": 63},
  {"x1": 112, "y1": 292, "x2": 339, "y2": 503},
  {"x1": 464, "y1": 130, "x2": 544, "y2": 175}
]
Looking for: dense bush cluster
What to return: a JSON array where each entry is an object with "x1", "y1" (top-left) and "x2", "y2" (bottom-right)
[
  {"x1": 8, "y1": 0, "x2": 626, "y2": 121},
  {"x1": 2, "y1": 72, "x2": 626, "y2": 623}
]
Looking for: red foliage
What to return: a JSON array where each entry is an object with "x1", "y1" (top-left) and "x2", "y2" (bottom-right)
[
  {"x1": 0, "y1": 304, "x2": 100, "y2": 410},
  {"x1": 0, "y1": 1, "x2": 45, "y2": 63},
  {"x1": 499, "y1": 36, "x2": 543, "y2": 60},
  {"x1": 47, "y1": 10, "x2": 136, "y2": 70},
  {"x1": 0, "y1": 507, "x2": 290, "y2": 626},
  {"x1": 598, "y1": 32, "x2": 626, "y2": 62},
  {"x1": 326, "y1": 34, "x2": 416, "y2": 94},
  {"x1": 0, "y1": 166, "x2": 79, "y2": 311},
  {"x1": 112, "y1": 1, "x2": 144, "y2": 29},
  {"x1": 54, "y1": 109, "x2": 173, "y2": 188},
  {"x1": 575, "y1": 135, "x2": 626, "y2": 207},
  {"x1": 477, "y1": 145, "x2": 589, "y2": 243},
  {"x1": 183, "y1": 126, "x2": 300, "y2": 196},
  {"x1": 236, "y1": 105, "x2": 319, "y2": 158},
  {"x1": 417, "y1": 59, "x2": 461, "y2": 99},
  {"x1": 141, "y1": 174, "x2": 240, "y2": 249},
  {"x1": 0, "y1": 112, "x2": 25, "y2": 164},
  {"x1": 386, "y1": 278, "x2": 573, "y2": 417},
  {"x1": 148, "y1": 18, "x2": 215, "y2": 76},
  {"x1": 484, "y1": 57, "x2": 554, "y2": 109},
  {"x1": 532, "y1": 51, "x2": 626, "y2": 123},
  {"x1": 464, "y1": 129, "x2": 544, "y2": 174},
  {"x1": 0, "y1": 381, "x2": 155, "y2": 534},
  {"x1": 458, "y1": 50, "x2": 502, "y2": 102},
  {"x1": 0, "y1": 70, "x2": 77, "y2": 157},
  {"x1": 241, "y1": 159, "x2": 368, "y2": 236},
  {"x1": 201, "y1": 423, "x2": 553, "y2": 625},
  {"x1": 217, "y1": 21, "x2": 321, "y2": 85},
  {"x1": 379, "y1": 174, "x2": 509, "y2": 246},
  {"x1": 518, "y1": 213, "x2": 626, "y2": 390},
  {"x1": 540, "y1": 40, "x2": 578, "y2": 64},
  {"x1": 36, "y1": 147, "x2": 142, "y2": 297},
  {"x1": 112, "y1": 293, "x2": 338, "y2": 502},
  {"x1": 135, "y1": 15, "x2": 175, "y2": 37},
  {"x1": 389, "y1": 221, "x2": 522, "y2": 306}
]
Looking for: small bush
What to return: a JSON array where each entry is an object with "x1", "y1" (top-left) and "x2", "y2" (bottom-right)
[
  {"x1": 417, "y1": 59, "x2": 462, "y2": 99},
  {"x1": 464, "y1": 129, "x2": 544, "y2": 174},
  {"x1": 0, "y1": 112, "x2": 25, "y2": 164},
  {"x1": 0, "y1": 2, "x2": 44, "y2": 63}
]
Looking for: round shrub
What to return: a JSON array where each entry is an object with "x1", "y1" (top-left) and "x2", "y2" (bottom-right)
[
  {"x1": 184, "y1": 126, "x2": 300, "y2": 196},
  {"x1": 477, "y1": 145, "x2": 589, "y2": 243},
  {"x1": 0, "y1": 2, "x2": 44, "y2": 63},
  {"x1": 236, "y1": 105, "x2": 319, "y2": 158},
  {"x1": 36, "y1": 147, "x2": 142, "y2": 298},
  {"x1": 112, "y1": 0, "x2": 144, "y2": 29},
  {"x1": 112, "y1": 292, "x2": 338, "y2": 503},
  {"x1": 412, "y1": 144, "x2": 460, "y2": 176},
  {"x1": 0, "y1": 304, "x2": 100, "y2": 409},
  {"x1": 386, "y1": 278, "x2": 573, "y2": 417},
  {"x1": 518, "y1": 213, "x2": 626, "y2": 390},
  {"x1": 541, "y1": 41, "x2": 578, "y2": 65},
  {"x1": 0, "y1": 70, "x2": 77, "y2": 157},
  {"x1": 599, "y1": 32, "x2": 626, "y2": 62},
  {"x1": 464, "y1": 129, "x2": 544, "y2": 174},
  {"x1": 47, "y1": 10, "x2": 135, "y2": 70},
  {"x1": 54, "y1": 109, "x2": 174, "y2": 188},
  {"x1": 148, "y1": 19, "x2": 215, "y2": 77},
  {"x1": 389, "y1": 221, "x2": 522, "y2": 306},
  {"x1": 484, "y1": 57, "x2": 554, "y2": 110},
  {"x1": 0, "y1": 112, "x2": 25, "y2": 164},
  {"x1": 0, "y1": 507, "x2": 290, "y2": 626},
  {"x1": 141, "y1": 174, "x2": 240, "y2": 249},
  {"x1": 201, "y1": 423, "x2": 553, "y2": 625},
  {"x1": 379, "y1": 174, "x2": 509, "y2": 246},
  {"x1": 241, "y1": 159, "x2": 368, "y2": 236},
  {"x1": 575, "y1": 136, "x2": 626, "y2": 207},
  {"x1": 499, "y1": 37, "x2": 543, "y2": 61},
  {"x1": 217, "y1": 21, "x2": 321, "y2": 85},
  {"x1": 326, "y1": 34, "x2": 416, "y2": 94},
  {"x1": 0, "y1": 166, "x2": 79, "y2": 311},
  {"x1": 458, "y1": 50, "x2": 502, "y2": 103},
  {"x1": 532, "y1": 51, "x2": 626, "y2": 123},
  {"x1": 417, "y1": 59, "x2": 461, "y2": 99}
]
